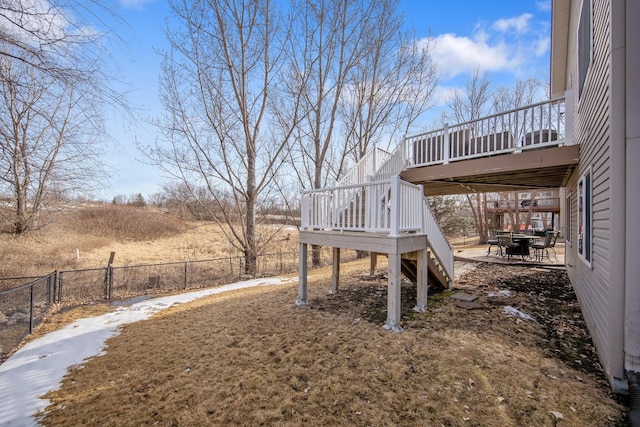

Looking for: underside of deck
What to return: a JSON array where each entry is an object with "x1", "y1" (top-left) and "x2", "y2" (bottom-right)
[{"x1": 401, "y1": 144, "x2": 579, "y2": 196}]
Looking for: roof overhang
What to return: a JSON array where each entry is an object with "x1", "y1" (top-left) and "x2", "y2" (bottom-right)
[
  {"x1": 550, "y1": 0, "x2": 571, "y2": 97},
  {"x1": 401, "y1": 145, "x2": 579, "y2": 196}
]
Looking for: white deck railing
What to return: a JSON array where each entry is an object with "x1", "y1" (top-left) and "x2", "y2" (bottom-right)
[
  {"x1": 301, "y1": 176, "x2": 424, "y2": 236},
  {"x1": 337, "y1": 146, "x2": 392, "y2": 187},
  {"x1": 404, "y1": 96, "x2": 569, "y2": 167}
]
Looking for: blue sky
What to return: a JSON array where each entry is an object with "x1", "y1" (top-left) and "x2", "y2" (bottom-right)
[{"x1": 100, "y1": 0, "x2": 552, "y2": 200}]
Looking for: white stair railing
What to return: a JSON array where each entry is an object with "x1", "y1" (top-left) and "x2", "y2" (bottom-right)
[
  {"x1": 422, "y1": 199, "x2": 454, "y2": 285},
  {"x1": 337, "y1": 146, "x2": 392, "y2": 187}
]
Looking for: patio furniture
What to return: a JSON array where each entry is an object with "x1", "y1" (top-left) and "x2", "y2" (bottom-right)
[
  {"x1": 487, "y1": 229, "x2": 500, "y2": 256},
  {"x1": 510, "y1": 234, "x2": 540, "y2": 260},
  {"x1": 498, "y1": 233, "x2": 521, "y2": 261},
  {"x1": 548, "y1": 231, "x2": 560, "y2": 260},
  {"x1": 531, "y1": 232, "x2": 554, "y2": 261}
]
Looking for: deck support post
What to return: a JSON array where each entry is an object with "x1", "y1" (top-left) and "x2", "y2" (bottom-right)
[
  {"x1": 296, "y1": 243, "x2": 308, "y2": 306},
  {"x1": 330, "y1": 247, "x2": 340, "y2": 294},
  {"x1": 384, "y1": 252, "x2": 403, "y2": 332},
  {"x1": 414, "y1": 248, "x2": 429, "y2": 312},
  {"x1": 369, "y1": 252, "x2": 378, "y2": 276}
]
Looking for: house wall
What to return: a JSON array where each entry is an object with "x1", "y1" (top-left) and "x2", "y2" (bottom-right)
[
  {"x1": 625, "y1": 0, "x2": 640, "y2": 373},
  {"x1": 563, "y1": 0, "x2": 626, "y2": 387}
]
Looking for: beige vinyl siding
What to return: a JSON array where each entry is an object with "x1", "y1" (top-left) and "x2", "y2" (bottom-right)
[{"x1": 564, "y1": 0, "x2": 624, "y2": 383}]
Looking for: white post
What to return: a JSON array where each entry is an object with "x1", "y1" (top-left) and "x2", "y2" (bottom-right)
[
  {"x1": 384, "y1": 252, "x2": 403, "y2": 332},
  {"x1": 389, "y1": 175, "x2": 401, "y2": 237},
  {"x1": 564, "y1": 90, "x2": 573, "y2": 146},
  {"x1": 443, "y1": 124, "x2": 450, "y2": 164},
  {"x1": 300, "y1": 193, "x2": 309, "y2": 230},
  {"x1": 296, "y1": 243, "x2": 308, "y2": 306},
  {"x1": 419, "y1": 184, "x2": 426, "y2": 234},
  {"x1": 372, "y1": 144, "x2": 377, "y2": 171}
]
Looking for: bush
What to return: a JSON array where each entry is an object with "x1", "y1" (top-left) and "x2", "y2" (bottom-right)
[{"x1": 71, "y1": 205, "x2": 188, "y2": 241}]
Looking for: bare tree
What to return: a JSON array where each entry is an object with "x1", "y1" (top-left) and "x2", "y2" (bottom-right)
[
  {"x1": 0, "y1": 1, "x2": 128, "y2": 234},
  {"x1": 0, "y1": 0, "x2": 124, "y2": 90},
  {"x1": 148, "y1": 0, "x2": 292, "y2": 275},
  {"x1": 284, "y1": 0, "x2": 435, "y2": 265},
  {"x1": 446, "y1": 68, "x2": 492, "y2": 127},
  {"x1": 0, "y1": 47, "x2": 105, "y2": 233},
  {"x1": 445, "y1": 69, "x2": 493, "y2": 243},
  {"x1": 492, "y1": 78, "x2": 545, "y2": 230},
  {"x1": 337, "y1": 2, "x2": 438, "y2": 169}
]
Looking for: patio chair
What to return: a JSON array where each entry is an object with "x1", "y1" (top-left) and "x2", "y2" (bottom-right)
[
  {"x1": 548, "y1": 231, "x2": 560, "y2": 260},
  {"x1": 498, "y1": 233, "x2": 520, "y2": 261},
  {"x1": 531, "y1": 232, "x2": 554, "y2": 261},
  {"x1": 487, "y1": 229, "x2": 500, "y2": 256}
]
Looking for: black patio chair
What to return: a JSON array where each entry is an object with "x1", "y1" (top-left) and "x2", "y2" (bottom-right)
[
  {"x1": 487, "y1": 229, "x2": 500, "y2": 256},
  {"x1": 531, "y1": 232, "x2": 554, "y2": 261},
  {"x1": 548, "y1": 231, "x2": 560, "y2": 260},
  {"x1": 498, "y1": 233, "x2": 520, "y2": 261}
]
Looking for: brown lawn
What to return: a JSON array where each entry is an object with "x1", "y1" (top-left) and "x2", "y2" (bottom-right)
[{"x1": 37, "y1": 260, "x2": 627, "y2": 427}]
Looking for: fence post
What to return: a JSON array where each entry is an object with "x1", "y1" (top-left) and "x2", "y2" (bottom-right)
[
  {"x1": 108, "y1": 266, "x2": 113, "y2": 299},
  {"x1": 47, "y1": 273, "x2": 52, "y2": 305},
  {"x1": 58, "y1": 271, "x2": 63, "y2": 303},
  {"x1": 29, "y1": 283, "x2": 34, "y2": 334},
  {"x1": 184, "y1": 262, "x2": 188, "y2": 289}
]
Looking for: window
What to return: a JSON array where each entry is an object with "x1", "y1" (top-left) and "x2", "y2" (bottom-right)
[
  {"x1": 578, "y1": 168, "x2": 592, "y2": 265},
  {"x1": 578, "y1": 0, "x2": 592, "y2": 99},
  {"x1": 565, "y1": 193, "x2": 572, "y2": 246}
]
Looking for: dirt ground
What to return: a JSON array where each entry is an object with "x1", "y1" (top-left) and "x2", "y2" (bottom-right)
[{"x1": 38, "y1": 260, "x2": 628, "y2": 426}]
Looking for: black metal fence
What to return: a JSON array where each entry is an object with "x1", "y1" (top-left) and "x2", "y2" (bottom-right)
[
  {"x1": 0, "y1": 248, "x2": 356, "y2": 362},
  {"x1": 0, "y1": 272, "x2": 57, "y2": 362}
]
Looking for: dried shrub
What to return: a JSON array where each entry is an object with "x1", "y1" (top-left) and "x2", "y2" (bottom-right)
[{"x1": 69, "y1": 205, "x2": 188, "y2": 241}]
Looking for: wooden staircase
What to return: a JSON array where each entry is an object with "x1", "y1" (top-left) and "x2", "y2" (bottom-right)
[{"x1": 401, "y1": 250, "x2": 450, "y2": 290}]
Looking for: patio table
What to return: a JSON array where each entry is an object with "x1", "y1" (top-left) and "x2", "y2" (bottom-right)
[{"x1": 508, "y1": 234, "x2": 540, "y2": 258}]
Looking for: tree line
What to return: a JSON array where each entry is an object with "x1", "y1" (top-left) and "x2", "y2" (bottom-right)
[{"x1": 0, "y1": 0, "x2": 547, "y2": 275}]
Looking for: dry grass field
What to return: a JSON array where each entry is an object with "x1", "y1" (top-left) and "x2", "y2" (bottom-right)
[
  {"x1": 0, "y1": 205, "x2": 629, "y2": 425},
  {"x1": 35, "y1": 261, "x2": 627, "y2": 426},
  {"x1": 0, "y1": 205, "x2": 299, "y2": 279}
]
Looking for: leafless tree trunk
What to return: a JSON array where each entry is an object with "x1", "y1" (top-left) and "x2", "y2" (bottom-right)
[
  {"x1": 280, "y1": 0, "x2": 369, "y2": 265},
  {"x1": 0, "y1": 47, "x2": 105, "y2": 234},
  {"x1": 148, "y1": 0, "x2": 292, "y2": 276}
]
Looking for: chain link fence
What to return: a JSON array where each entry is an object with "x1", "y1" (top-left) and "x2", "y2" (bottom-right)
[
  {"x1": 0, "y1": 273, "x2": 56, "y2": 362},
  {"x1": 0, "y1": 248, "x2": 357, "y2": 362}
]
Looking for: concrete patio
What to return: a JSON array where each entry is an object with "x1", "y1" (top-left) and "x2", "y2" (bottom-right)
[{"x1": 451, "y1": 236, "x2": 565, "y2": 268}]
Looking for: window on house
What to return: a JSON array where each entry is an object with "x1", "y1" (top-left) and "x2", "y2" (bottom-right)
[
  {"x1": 578, "y1": 168, "x2": 592, "y2": 265},
  {"x1": 578, "y1": 0, "x2": 592, "y2": 99},
  {"x1": 565, "y1": 193, "x2": 572, "y2": 246}
]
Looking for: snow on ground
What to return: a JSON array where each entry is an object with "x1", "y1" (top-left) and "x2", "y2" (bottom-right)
[{"x1": 0, "y1": 277, "x2": 296, "y2": 427}]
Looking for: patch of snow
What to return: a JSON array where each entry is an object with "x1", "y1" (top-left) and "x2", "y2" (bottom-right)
[{"x1": 0, "y1": 276, "x2": 295, "y2": 426}]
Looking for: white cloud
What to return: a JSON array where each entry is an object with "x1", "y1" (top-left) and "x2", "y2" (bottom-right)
[
  {"x1": 433, "y1": 86, "x2": 461, "y2": 106},
  {"x1": 536, "y1": 0, "x2": 552, "y2": 12},
  {"x1": 121, "y1": 0, "x2": 156, "y2": 8},
  {"x1": 424, "y1": 11, "x2": 550, "y2": 82},
  {"x1": 428, "y1": 32, "x2": 518, "y2": 79},
  {"x1": 492, "y1": 13, "x2": 533, "y2": 33}
]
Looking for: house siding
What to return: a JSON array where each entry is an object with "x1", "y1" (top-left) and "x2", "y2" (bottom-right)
[{"x1": 564, "y1": 0, "x2": 625, "y2": 385}]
